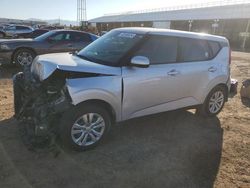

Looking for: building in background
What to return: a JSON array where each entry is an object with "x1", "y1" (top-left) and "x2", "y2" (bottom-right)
[
  {"x1": 0, "y1": 18, "x2": 47, "y2": 27},
  {"x1": 89, "y1": 0, "x2": 250, "y2": 51}
]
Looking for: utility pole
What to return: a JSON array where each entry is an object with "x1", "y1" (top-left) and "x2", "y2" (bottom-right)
[
  {"x1": 77, "y1": 0, "x2": 87, "y2": 26},
  {"x1": 212, "y1": 19, "x2": 219, "y2": 34},
  {"x1": 188, "y1": 20, "x2": 193, "y2": 31},
  {"x1": 242, "y1": 19, "x2": 250, "y2": 51}
]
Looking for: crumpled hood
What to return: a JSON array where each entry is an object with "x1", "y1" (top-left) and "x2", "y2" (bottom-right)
[{"x1": 32, "y1": 53, "x2": 122, "y2": 81}]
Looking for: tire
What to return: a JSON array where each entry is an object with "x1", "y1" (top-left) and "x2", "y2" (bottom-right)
[
  {"x1": 0, "y1": 32, "x2": 5, "y2": 38},
  {"x1": 13, "y1": 72, "x2": 25, "y2": 117},
  {"x1": 196, "y1": 86, "x2": 227, "y2": 117},
  {"x1": 13, "y1": 48, "x2": 35, "y2": 66},
  {"x1": 59, "y1": 103, "x2": 112, "y2": 151}
]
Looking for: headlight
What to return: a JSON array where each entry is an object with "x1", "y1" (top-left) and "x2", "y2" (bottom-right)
[
  {"x1": 0, "y1": 44, "x2": 10, "y2": 50},
  {"x1": 31, "y1": 58, "x2": 56, "y2": 82},
  {"x1": 31, "y1": 59, "x2": 44, "y2": 81}
]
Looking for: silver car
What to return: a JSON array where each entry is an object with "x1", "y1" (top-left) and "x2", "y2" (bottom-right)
[
  {"x1": 13, "y1": 28, "x2": 231, "y2": 150},
  {"x1": 0, "y1": 25, "x2": 33, "y2": 38}
]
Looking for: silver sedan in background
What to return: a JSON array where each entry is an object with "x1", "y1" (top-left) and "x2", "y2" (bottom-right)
[{"x1": 0, "y1": 25, "x2": 34, "y2": 38}]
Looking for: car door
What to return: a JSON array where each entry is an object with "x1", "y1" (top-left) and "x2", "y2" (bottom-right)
[
  {"x1": 122, "y1": 35, "x2": 183, "y2": 120},
  {"x1": 174, "y1": 37, "x2": 217, "y2": 104},
  {"x1": 45, "y1": 32, "x2": 74, "y2": 53}
]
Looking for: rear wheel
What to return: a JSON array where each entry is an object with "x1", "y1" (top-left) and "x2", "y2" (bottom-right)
[
  {"x1": 59, "y1": 103, "x2": 112, "y2": 151},
  {"x1": 13, "y1": 49, "x2": 35, "y2": 66},
  {"x1": 196, "y1": 86, "x2": 227, "y2": 117}
]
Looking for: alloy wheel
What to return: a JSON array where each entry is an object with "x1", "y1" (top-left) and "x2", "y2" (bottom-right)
[
  {"x1": 16, "y1": 51, "x2": 34, "y2": 66},
  {"x1": 208, "y1": 91, "x2": 225, "y2": 114},
  {"x1": 71, "y1": 113, "x2": 105, "y2": 146}
]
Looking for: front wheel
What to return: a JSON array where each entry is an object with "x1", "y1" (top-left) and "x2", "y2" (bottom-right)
[
  {"x1": 13, "y1": 49, "x2": 35, "y2": 66},
  {"x1": 196, "y1": 86, "x2": 227, "y2": 117},
  {"x1": 59, "y1": 104, "x2": 112, "y2": 151}
]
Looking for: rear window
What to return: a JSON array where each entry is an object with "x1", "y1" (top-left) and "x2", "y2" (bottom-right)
[
  {"x1": 178, "y1": 38, "x2": 211, "y2": 62},
  {"x1": 208, "y1": 41, "x2": 221, "y2": 57},
  {"x1": 33, "y1": 30, "x2": 48, "y2": 35},
  {"x1": 71, "y1": 32, "x2": 92, "y2": 42}
]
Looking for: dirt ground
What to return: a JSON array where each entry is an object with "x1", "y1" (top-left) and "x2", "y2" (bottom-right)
[{"x1": 0, "y1": 51, "x2": 249, "y2": 188}]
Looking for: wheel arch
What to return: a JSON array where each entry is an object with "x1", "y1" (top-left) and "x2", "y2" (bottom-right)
[
  {"x1": 213, "y1": 83, "x2": 229, "y2": 101},
  {"x1": 203, "y1": 83, "x2": 229, "y2": 103},
  {"x1": 76, "y1": 99, "x2": 117, "y2": 124}
]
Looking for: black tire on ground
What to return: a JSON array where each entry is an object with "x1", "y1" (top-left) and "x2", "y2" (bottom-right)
[
  {"x1": 13, "y1": 48, "x2": 35, "y2": 66},
  {"x1": 13, "y1": 72, "x2": 25, "y2": 117},
  {"x1": 196, "y1": 85, "x2": 227, "y2": 117},
  {"x1": 59, "y1": 103, "x2": 112, "y2": 151},
  {"x1": 0, "y1": 32, "x2": 5, "y2": 38}
]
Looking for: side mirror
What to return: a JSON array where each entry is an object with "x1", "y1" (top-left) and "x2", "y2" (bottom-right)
[{"x1": 130, "y1": 56, "x2": 150, "y2": 68}]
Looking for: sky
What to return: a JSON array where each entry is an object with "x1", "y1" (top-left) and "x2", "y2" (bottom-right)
[{"x1": 0, "y1": 0, "x2": 224, "y2": 21}]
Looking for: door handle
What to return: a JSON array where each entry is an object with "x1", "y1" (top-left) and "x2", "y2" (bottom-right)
[
  {"x1": 208, "y1": 67, "x2": 217, "y2": 72},
  {"x1": 67, "y1": 44, "x2": 73, "y2": 47},
  {"x1": 168, "y1": 69, "x2": 180, "y2": 76}
]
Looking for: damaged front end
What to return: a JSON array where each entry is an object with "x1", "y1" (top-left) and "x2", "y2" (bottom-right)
[
  {"x1": 13, "y1": 53, "x2": 121, "y2": 149},
  {"x1": 13, "y1": 63, "x2": 72, "y2": 147}
]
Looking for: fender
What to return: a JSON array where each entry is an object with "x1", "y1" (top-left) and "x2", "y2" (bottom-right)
[
  {"x1": 66, "y1": 76, "x2": 122, "y2": 121},
  {"x1": 200, "y1": 75, "x2": 230, "y2": 103}
]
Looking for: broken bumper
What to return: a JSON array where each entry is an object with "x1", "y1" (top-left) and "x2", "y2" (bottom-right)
[{"x1": 13, "y1": 71, "x2": 72, "y2": 137}]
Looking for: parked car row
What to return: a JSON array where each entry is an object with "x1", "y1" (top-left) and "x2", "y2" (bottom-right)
[
  {"x1": 0, "y1": 24, "x2": 64, "y2": 39},
  {"x1": 0, "y1": 29, "x2": 98, "y2": 66},
  {"x1": 0, "y1": 25, "x2": 34, "y2": 38},
  {"x1": 13, "y1": 27, "x2": 231, "y2": 151},
  {"x1": 15, "y1": 29, "x2": 49, "y2": 39}
]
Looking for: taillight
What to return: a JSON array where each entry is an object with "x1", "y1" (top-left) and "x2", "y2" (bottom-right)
[{"x1": 229, "y1": 48, "x2": 232, "y2": 65}]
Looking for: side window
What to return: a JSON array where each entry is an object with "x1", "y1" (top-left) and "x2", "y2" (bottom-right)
[
  {"x1": 134, "y1": 36, "x2": 177, "y2": 64},
  {"x1": 208, "y1": 41, "x2": 221, "y2": 57},
  {"x1": 65, "y1": 33, "x2": 71, "y2": 40},
  {"x1": 16, "y1": 26, "x2": 28, "y2": 30},
  {"x1": 71, "y1": 32, "x2": 92, "y2": 42},
  {"x1": 178, "y1": 38, "x2": 211, "y2": 62},
  {"x1": 6, "y1": 26, "x2": 15, "y2": 31},
  {"x1": 50, "y1": 33, "x2": 65, "y2": 41}
]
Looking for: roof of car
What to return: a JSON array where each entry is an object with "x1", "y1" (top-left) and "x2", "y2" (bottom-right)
[
  {"x1": 50, "y1": 30, "x2": 98, "y2": 38},
  {"x1": 34, "y1": 29, "x2": 49, "y2": 31},
  {"x1": 51, "y1": 29, "x2": 90, "y2": 34},
  {"x1": 13, "y1": 25, "x2": 33, "y2": 28},
  {"x1": 113, "y1": 27, "x2": 228, "y2": 43}
]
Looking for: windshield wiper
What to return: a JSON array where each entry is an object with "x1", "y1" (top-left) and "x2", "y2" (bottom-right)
[
  {"x1": 75, "y1": 54, "x2": 93, "y2": 62},
  {"x1": 76, "y1": 53, "x2": 113, "y2": 66}
]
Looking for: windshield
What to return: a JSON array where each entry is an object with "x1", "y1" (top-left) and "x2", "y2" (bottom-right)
[
  {"x1": 34, "y1": 30, "x2": 57, "y2": 41},
  {"x1": 77, "y1": 30, "x2": 144, "y2": 66}
]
